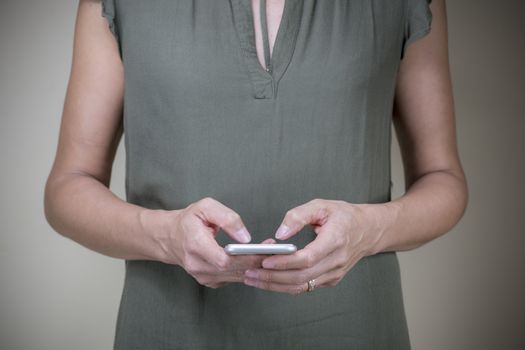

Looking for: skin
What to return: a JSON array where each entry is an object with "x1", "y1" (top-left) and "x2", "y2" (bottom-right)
[
  {"x1": 252, "y1": 0, "x2": 285, "y2": 68},
  {"x1": 45, "y1": 0, "x2": 467, "y2": 294}
]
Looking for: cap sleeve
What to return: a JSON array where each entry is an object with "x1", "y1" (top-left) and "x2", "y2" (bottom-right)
[
  {"x1": 101, "y1": 0, "x2": 119, "y2": 42},
  {"x1": 401, "y1": 0, "x2": 432, "y2": 58}
]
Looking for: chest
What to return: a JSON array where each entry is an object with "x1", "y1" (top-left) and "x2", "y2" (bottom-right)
[
  {"x1": 251, "y1": 0, "x2": 285, "y2": 70},
  {"x1": 118, "y1": 0, "x2": 406, "y2": 101}
]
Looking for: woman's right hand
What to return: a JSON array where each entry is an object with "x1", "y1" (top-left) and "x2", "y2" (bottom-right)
[{"x1": 153, "y1": 197, "x2": 273, "y2": 288}]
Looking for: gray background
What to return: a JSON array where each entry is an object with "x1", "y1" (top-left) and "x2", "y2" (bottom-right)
[{"x1": 1, "y1": 1, "x2": 524, "y2": 349}]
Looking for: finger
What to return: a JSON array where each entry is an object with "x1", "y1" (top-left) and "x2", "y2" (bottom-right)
[
  {"x1": 191, "y1": 254, "x2": 249, "y2": 284},
  {"x1": 193, "y1": 197, "x2": 252, "y2": 243},
  {"x1": 199, "y1": 240, "x2": 278, "y2": 283},
  {"x1": 274, "y1": 199, "x2": 330, "y2": 240},
  {"x1": 262, "y1": 227, "x2": 339, "y2": 270},
  {"x1": 244, "y1": 266, "x2": 343, "y2": 294},
  {"x1": 245, "y1": 249, "x2": 338, "y2": 285},
  {"x1": 192, "y1": 232, "x2": 231, "y2": 271},
  {"x1": 244, "y1": 277, "x2": 308, "y2": 295},
  {"x1": 199, "y1": 269, "x2": 247, "y2": 283},
  {"x1": 198, "y1": 262, "x2": 263, "y2": 284}
]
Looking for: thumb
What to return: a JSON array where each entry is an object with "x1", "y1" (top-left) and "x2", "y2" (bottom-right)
[
  {"x1": 274, "y1": 200, "x2": 328, "y2": 240},
  {"x1": 193, "y1": 197, "x2": 252, "y2": 243}
]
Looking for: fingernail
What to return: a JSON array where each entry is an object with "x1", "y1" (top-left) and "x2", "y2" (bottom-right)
[
  {"x1": 245, "y1": 269, "x2": 257, "y2": 278},
  {"x1": 244, "y1": 278, "x2": 257, "y2": 287},
  {"x1": 236, "y1": 228, "x2": 251, "y2": 243},
  {"x1": 275, "y1": 224, "x2": 289, "y2": 239},
  {"x1": 262, "y1": 260, "x2": 275, "y2": 269}
]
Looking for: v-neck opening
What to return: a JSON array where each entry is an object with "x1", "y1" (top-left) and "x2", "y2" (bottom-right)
[
  {"x1": 259, "y1": 0, "x2": 272, "y2": 73},
  {"x1": 230, "y1": 0, "x2": 303, "y2": 99},
  {"x1": 252, "y1": 0, "x2": 291, "y2": 78}
]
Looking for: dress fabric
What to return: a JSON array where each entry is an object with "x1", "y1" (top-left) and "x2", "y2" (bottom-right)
[{"x1": 101, "y1": 0, "x2": 432, "y2": 349}]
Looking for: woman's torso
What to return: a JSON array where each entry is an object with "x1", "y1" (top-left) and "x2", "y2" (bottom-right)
[{"x1": 101, "y1": 0, "x2": 431, "y2": 348}]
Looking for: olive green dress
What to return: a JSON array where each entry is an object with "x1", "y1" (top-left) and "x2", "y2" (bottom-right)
[{"x1": 101, "y1": 0, "x2": 432, "y2": 348}]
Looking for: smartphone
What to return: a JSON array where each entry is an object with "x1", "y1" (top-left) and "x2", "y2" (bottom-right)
[{"x1": 224, "y1": 243, "x2": 297, "y2": 255}]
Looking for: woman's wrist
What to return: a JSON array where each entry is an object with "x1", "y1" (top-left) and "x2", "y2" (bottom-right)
[
  {"x1": 358, "y1": 201, "x2": 403, "y2": 256},
  {"x1": 138, "y1": 208, "x2": 181, "y2": 265}
]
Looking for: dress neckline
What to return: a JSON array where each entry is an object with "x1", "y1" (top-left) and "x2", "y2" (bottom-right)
[{"x1": 230, "y1": 0, "x2": 303, "y2": 99}]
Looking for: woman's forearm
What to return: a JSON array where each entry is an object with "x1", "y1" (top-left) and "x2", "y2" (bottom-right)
[
  {"x1": 44, "y1": 172, "x2": 169, "y2": 262},
  {"x1": 370, "y1": 169, "x2": 468, "y2": 253}
]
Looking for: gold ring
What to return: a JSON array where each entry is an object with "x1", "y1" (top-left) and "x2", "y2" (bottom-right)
[{"x1": 307, "y1": 279, "x2": 316, "y2": 292}]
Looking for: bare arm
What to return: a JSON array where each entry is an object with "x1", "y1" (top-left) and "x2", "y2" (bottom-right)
[
  {"x1": 375, "y1": 0, "x2": 468, "y2": 252},
  {"x1": 44, "y1": 0, "x2": 163, "y2": 261}
]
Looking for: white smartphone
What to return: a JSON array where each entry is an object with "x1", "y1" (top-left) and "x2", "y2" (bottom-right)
[{"x1": 224, "y1": 243, "x2": 297, "y2": 255}]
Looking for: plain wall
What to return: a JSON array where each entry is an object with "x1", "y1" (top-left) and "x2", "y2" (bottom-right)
[{"x1": 1, "y1": 1, "x2": 523, "y2": 349}]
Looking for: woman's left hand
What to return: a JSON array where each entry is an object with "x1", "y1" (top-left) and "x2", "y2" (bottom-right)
[{"x1": 243, "y1": 198, "x2": 394, "y2": 294}]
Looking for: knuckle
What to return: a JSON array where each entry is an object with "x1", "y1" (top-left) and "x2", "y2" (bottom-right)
[
  {"x1": 304, "y1": 254, "x2": 316, "y2": 268},
  {"x1": 178, "y1": 212, "x2": 192, "y2": 226},
  {"x1": 250, "y1": 257, "x2": 265, "y2": 269},
  {"x1": 224, "y1": 211, "x2": 241, "y2": 226},
  {"x1": 290, "y1": 286, "x2": 303, "y2": 295},
  {"x1": 310, "y1": 198, "x2": 322, "y2": 205},
  {"x1": 261, "y1": 271, "x2": 272, "y2": 283},
  {"x1": 187, "y1": 265, "x2": 202, "y2": 277},
  {"x1": 333, "y1": 234, "x2": 345, "y2": 247},
  {"x1": 185, "y1": 260, "x2": 197, "y2": 274},
  {"x1": 194, "y1": 275, "x2": 206, "y2": 285},
  {"x1": 185, "y1": 258, "x2": 205, "y2": 276},
  {"x1": 215, "y1": 257, "x2": 229, "y2": 272},
  {"x1": 199, "y1": 276, "x2": 211, "y2": 285},
  {"x1": 296, "y1": 271, "x2": 310, "y2": 284},
  {"x1": 316, "y1": 206, "x2": 330, "y2": 219},
  {"x1": 261, "y1": 280, "x2": 271, "y2": 290},
  {"x1": 183, "y1": 203, "x2": 194, "y2": 212},
  {"x1": 335, "y1": 256, "x2": 348, "y2": 269},
  {"x1": 285, "y1": 210, "x2": 303, "y2": 225},
  {"x1": 332, "y1": 277, "x2": 343, "y2": 286},
  {"x1": 185, "y1": 243, "x2": 197, "y2": 255},
  {"x1": 336, "y1": 199, "x2": 347, "y2": 207},
  {"x1": 287, "y1": 210, "x2": 301, "y2": 222},
  {"x1": 215, "y1": 264, "x2": 227, "y2": 273},
  {"x1": 199, "y1": 196, "x2": 215, "y2": 208},
  {"x1": 182, "y1": 249, "x2": 195, "y2": 264}
]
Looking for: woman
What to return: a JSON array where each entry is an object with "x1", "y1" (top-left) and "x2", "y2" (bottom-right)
[{"x1": 44, "y1": 0, "x2": 468, "y2": 348}]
